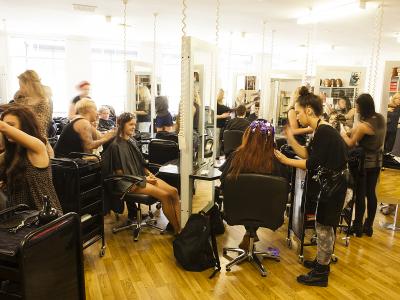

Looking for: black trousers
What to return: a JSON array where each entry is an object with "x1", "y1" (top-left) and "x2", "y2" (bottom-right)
[
  {"x1": 384, "y1": 131, "x2": 397, "y2": 153},
  {"x1": 354, "y1": 167, "x2": 381, "y2": 226}
]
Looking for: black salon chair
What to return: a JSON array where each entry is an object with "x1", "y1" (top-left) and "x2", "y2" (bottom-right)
[
  {"x1": 155, "y1": 131, "x2": 179, "y2": 143},
  {"x1": 104, "y1": 175, "x2": 164, "y2": 242},
  {"x1": 223, "y1": 130, "x2": 244, "y2": 156},
  {"x1": 223, "y1": 174, "x2": 288, "y2": 277},
  {"x1": 148, "y1": 139, "x2": 180, "y2": 166}
]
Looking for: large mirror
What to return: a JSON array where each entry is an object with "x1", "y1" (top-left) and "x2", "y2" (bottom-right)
[{"x1": 127, "y1": 60, "x2": 161, "y2": 133}]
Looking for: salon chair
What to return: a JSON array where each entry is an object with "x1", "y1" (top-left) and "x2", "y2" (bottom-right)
[
  {"x1": 104, "y1": 175, "x2": 164, "y2": 242},
  {"x1": 148, "y1": 139, "x2": 180, "y2": 166},
  {"x1": 155, "y1": 131, "x2": 179, "y2": 143},
  {"x1": 223, "y1": 130, "x2": 244, "y2": 157},
  {"x1": 223, "y1": 174, "x2": 288, "y2": 277}
]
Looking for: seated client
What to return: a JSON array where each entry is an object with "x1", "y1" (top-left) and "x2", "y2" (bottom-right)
[
  {"x1": 102, "y1": 112, "x2": 181, "y2": 233},
  {"x1": 224, "y1": 104, "x2": 250, "y2": 132},
  {"x1": 219, "y1": 119, "x2": 287, "y2": 250},
  {"x1": 54, "y1": 99, "x2": 115, "y2": 157}
]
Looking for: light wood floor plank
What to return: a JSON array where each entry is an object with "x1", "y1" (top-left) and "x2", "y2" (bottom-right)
[{"x1": 84, "y1": 169, "x2": 400, "y2": 299}]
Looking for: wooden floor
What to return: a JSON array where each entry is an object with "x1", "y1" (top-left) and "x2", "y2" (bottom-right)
[{"x1": 84, "y1": 169, "x2": 400, "y2": 299}]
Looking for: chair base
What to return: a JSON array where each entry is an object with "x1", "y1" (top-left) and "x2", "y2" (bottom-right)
[
  {"x1": 223, "y1": 238, "x2": 280, "y2": 277},
  {"x1": 112, "y1": 206, "x2": 164, "y2": 241}
]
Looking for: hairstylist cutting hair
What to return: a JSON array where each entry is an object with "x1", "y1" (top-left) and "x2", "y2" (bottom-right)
[{"x1": 274, "y1": 86, "x2": 348, "y2": 287}]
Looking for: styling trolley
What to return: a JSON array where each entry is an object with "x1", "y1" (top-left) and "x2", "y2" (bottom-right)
[
  {"x1": 51, "y1": 153, "x2": 106, "y2": 257},
  {"x1": 0, "y1": 205, "x2": 85, "y2": 300},
  {"x1": 286, "y1": 167, "x2": 323, "y2": 263},
  {"x1": 337, "y1": 148, "x2": 364, "y2": 245}
]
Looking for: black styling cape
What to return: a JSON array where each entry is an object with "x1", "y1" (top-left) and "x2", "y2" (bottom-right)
[{"x1": 102, "y1": 137, "x2": 147, "y2": 214}]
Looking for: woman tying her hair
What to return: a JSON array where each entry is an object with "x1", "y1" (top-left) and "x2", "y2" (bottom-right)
[
  {"x1": 102, "y1": 112, "x2": 181, "y2": 233},
  {"x1": 274, "y1": 87, "x2": 348, "y2": 287},
  {"x1": 0, "y1": 105, "x2": 62, "y2": 212},
  {"x1": 220, "y1": 119, "x2": 287, "y2": 250}
]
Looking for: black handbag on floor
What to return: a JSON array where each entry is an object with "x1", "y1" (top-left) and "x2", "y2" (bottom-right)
[{"x1": 173, "y1": 208, "x2": 221, "y2": 278}]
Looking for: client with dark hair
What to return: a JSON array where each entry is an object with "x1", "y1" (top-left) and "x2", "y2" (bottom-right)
[
  {"x1": 0, "y1": 105, "x2": 62, "y2": 211},
  {"x1": 102, "y1": 112, "x2": 181, "y2": 233},
  {"x1": 220, "y1": 119, "x2": 287, "y2": 250},
  {"x1": 224, "y1": 104, "x2": 250, "y2": 131},
  {"x1": 274, "y1": 87, "x2": 347, "y2": 287}
]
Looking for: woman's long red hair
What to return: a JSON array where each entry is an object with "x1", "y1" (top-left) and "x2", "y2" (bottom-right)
[{"x1": 227, "y1": 126, "x2": 275, "y2": 179}]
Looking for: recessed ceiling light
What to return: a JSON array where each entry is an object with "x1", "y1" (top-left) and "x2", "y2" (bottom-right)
[{"x1": 72, "y1": 3, "x2": 97, "y2": 13}]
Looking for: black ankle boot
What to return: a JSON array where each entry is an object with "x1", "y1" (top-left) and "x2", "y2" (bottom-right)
[
  {"x1": 297, "y1": 263, "x2": 330, "y2": 287},
  {"x1": 363, "y1": 220, "x2": 373, "y2": 237},
  {"x1": 349, "y1": 222, "x2": 363, "y2": 237},
  {"x1": 303, "y1": 259, "x2": 317, "y2": 269}
]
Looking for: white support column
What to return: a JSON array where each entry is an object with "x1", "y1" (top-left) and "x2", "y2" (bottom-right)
[
  {"x1": 179, "y1": 36, "x2": 194, "y2": 227},
  {"x1": 259, "y1": 24, "x2": 273, "y2": 121},
  {"x1": 0, "y1": 30, "x2": 9, "y2": 104},
  {"x1": 151, "y1": 13, "x2": 158, "y2": 133},
  {"x1": 126, "y1": 61, "x2": 135, "y2": 112}
]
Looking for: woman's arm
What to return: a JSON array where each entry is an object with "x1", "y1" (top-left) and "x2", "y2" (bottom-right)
[
  {"x1": 345, "y1": 108, "x2": 356, "y2": 120},
  {"x1": 285, "y1": 126, "x2": 309, "y2": 159},
  {"x1": 0, "y1": 120, "x2": 47, "y2": 155},
  {"x1": 274, "y1": 150, "x2": 307, "y2": 169},
  {"x1": 341, "y1": 122, "x2": 369, "y2": 147},
  {"x1": 217, "y1": 112, "x2": 230, "y2": 119},
  {"x1": 75, "y1": 119, "x2": 115, "y2": 152}
]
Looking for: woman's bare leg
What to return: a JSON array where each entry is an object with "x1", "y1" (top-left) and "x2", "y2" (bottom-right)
[
  {"x1": 152, "y1": 177, "x2": 181, "y2": 226},
  {"x1": 133, "y1": 183, "x2": 180, "y2": 233}
]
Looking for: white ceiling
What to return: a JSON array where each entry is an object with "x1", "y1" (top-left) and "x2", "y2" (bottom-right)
[{"x1": 1, "y1": 0, "x2": 400, "y2": 68}]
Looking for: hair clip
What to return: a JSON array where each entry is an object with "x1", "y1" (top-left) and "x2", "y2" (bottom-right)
[{"x1": 249, "y1": 119, "x2": 275, "y2": 137}]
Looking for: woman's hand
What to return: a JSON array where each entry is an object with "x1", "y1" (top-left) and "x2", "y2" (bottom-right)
[
  {"x1": 274, "y1": 149, "x2": 288, "y2": 164},
  {"x1": 146, "y1": 175, "x2": 157, "y2": 185}
]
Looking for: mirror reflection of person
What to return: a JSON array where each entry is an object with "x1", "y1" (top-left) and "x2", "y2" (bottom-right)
[
  {"x1": 98, "y1": 106, "x2": 115, "y2": 132},
  {"x1": 335, "y1": 96, "x2": 355, "y2": 128},
  {"x1": 216, "y1": 89, "x2": 231, "y2": 157},
  {"x1": 69, "y1": 81, "x2": 91, "y2": 120},
  {"x1": 155, "y1": 96, "x2": 174, "y2": 132},
  {"x1": 247, "y1": 100, "x2": 260, "y2": 122},
  {"x1": 135, "y1": 86, "x2": 151, "y2": 133}
]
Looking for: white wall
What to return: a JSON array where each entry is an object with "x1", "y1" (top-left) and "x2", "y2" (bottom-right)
[{"x1": 0, "y1": 31, "x2": 9, "y2": 103}]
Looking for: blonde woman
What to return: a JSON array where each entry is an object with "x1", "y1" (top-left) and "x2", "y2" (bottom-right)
[
  {"x1": 215, "y1": 89, "x2": 231, "y2": 156},
  {"x1": 286, "y1": 87, "x2": 313, "y2": 145},
  {"x1": 54, "y1": 99, "x2": 115, "y2": 157},
  {"x1": 385, "y1": 92, "x2": 400, "y2": 153},
  {"x1": 14, "y1": 70, "x2": 54, "y2": 156},
  {"x1": 136, "y1": 86, "x2": 151, "y2": 132}
]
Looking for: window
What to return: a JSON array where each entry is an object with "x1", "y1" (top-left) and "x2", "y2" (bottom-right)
[
  {"x1": 8, "y1": 37, "x2": 66, "y2": 115},
  {"x1": 91, "y1": 43, "x2": 138, "y2": 115}
]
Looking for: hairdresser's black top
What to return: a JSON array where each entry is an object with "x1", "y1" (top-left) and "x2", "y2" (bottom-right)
[
  {"x1": 54, "y1": 118, "x2": 85, "y2": 157},
  {"x1": 306, "y1": 124, "x2": 348, "y2": 171}
]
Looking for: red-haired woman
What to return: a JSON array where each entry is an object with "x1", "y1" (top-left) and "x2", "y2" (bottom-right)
[{"x1": 219, "y1": 119, "x2": 287, "y2": 249}]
